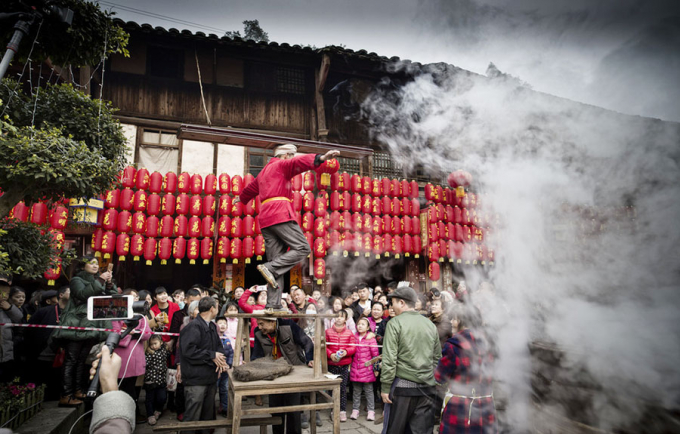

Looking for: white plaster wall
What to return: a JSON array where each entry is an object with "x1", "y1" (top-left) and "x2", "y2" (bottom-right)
[
  {"x1": 120, "y1": 123, "x2": 137, "y2": 165},
  {"x1": 181, "y1": 140, "x2": 215, "y2": 177},
  {"x1": 216, "y1": 144, "x2": 245, "y2": 176}
]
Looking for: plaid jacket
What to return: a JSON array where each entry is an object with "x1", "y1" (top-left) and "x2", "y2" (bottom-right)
[{"x1": 435, "y1": 329, "x2": 497, "y2": 433}]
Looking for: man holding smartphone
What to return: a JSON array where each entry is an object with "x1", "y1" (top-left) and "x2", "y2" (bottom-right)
[{"x1": 236, "y1": 144, "x2": 340, "y2": 314}]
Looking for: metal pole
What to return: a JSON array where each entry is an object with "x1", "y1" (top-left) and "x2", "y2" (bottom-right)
[{"x1": 0, "y1": 20, "x2": 31, "y2": 81}]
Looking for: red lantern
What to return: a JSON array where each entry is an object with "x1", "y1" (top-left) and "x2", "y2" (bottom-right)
[
  {"x1": 242, "y1": 236, "x2": 254, "y2": 264},
  {"x1": 329, "y1": 211, "x2": 341, "y2": 231},
  {"x1": 302, "y1": 212, "x2": 314, "y2": 232},
  {"x1": 132, "y1": 190, "x2": 146, "y2": 212},
  {"x1": 398, "y1": 180, "x2": 408, "y2": 199},
  {"x1": 340, "y1": 211, "x2": 351, "y2": 231},
  {"x1": 411, "y1": 198, "x2": 420, "y2": 217},
  {"x1": 338, "y1": 172, "x2": 350, "y2": 192},
  {"x1": 121, "y1": 166, "x2": 136, "y2": 188},
  {"x1": 49, "y1": 229, "x2": 65, "y2": 250},
  {"x1": 462, "y1": 208, "x2": 473, "y2": 226},
  {"x1": 391, "y1": 235, "x2": 402, "y2": 258},
  {"x1": 254, "y1": 235, "x2": 265, "y2": 260},
  {"x1": 117, "y1": 210, "x2": 132, "y2": 233},
  {"x1": 314, "y1": 217, "x2": 327, "y2": 238},
  {"x1": 255, "y1": 197, "x2": 261, "y2": 215},
  {"x1": 424, "y1": 184, "x2": 435, "y2": 201},
  {"x1": 439, "y1": 239, "x2": 448, "y2": 262},
  {"x1": 350, "y1": 194, "x2": 361, "y2": 213},
  {"x1": 231, "y1": 175, "x2": 243, "y2": 196},
  {"x1": 130, "y1": 234, "x2": 144, "y2": 261},
  {"x1": 218, "y1": 216, "x2": 231, "y2": 237},
  {"x1": 218, "y1": 173, "x2": 231, "y2": 194},
  {"x1": 244, "y1": 199, "x2": 255, "y2": 216},
  {"x1": 92, "y1": 228, "x2": 104, "y2": 256},
  {"x1": 135, "y1": 168, "x2": 150, "y2": 190},
  {"x1": 428, "y1": 240, "x2": 440, "y2": 262},
  {"x1": 328, "y1": 231, "x2": 341, "y2": 254},
  {"x1": 413, "y1": 235, "x2": 422, "y2": 258},
  {"x1": 104, "y1": 189, "x2": 120, "y2": 208},
  {"x1": 173, "y1": 215, "x2": 187, "y2": 237},
  {"x1": 371, "y1": 197, "x2": 382, "y2": 215},
  {"x1": 382, "y1": 215, "x2": 392, "y2": 236},
  {"x1": 102, "y1": 209, "x2": 117, "y2": 231},
  {"x1": 188, "y1": 216, "x2": 201, "y2": 238},
  {"x1": 198, "y1": 196, "x2": 214, "y2": 217},
  {"x1": 164, "y1": 172, "x2": 178, "y2": 193},
  {"x1": 201, "y1": 237, "x2": 213, "y2": 265},
  {"x1": 353, "y1": 233, "x2": 363, "y2": 256},
  {"x1": 359, "y1": 195, "x2": 370, "y2": 214},
  {"x1": 372, "y1": 216, "x2": 383, "y2": 236},
  {"x1": 314, "y1": 197, "x2": 327, "y2": 217},
  {"x1": 202, "y1": 216, "x2": 215, "y2": 237},
  {"x1": 461, "y1": 225, "x2": 472, "y2": 242},
  {"x1": 230, "y1": 238, "x2": 242, "y2": 264},
  {"x1": 204, "y1": 174, "x2": 217, "y2": 195},
  {"x1": 50, "y1": 205, "x2": 68, "y2": 230},
  {"x1": 409, "y1": 180, "x2": 419, "y2": 199},
  {"x1": 173, "y1": 236, "x2": 186, "y2": 264},
  {"x1": 383, "y1": 233, "x2": 393, "y2": 257},
  {"x1": 303, "y1": 172, "x2": 315, "y2": 191},
  {"x1": 382, "y1": 197, "x2": 392, "y2": 216},
  {"x1": 316, "y1": 159, "x2": 339, "y2": 190},
  {"x1": 453, "y1": 207, "x2": 463, "y2": 225},
  {"x1": 177, "y1": 193, "x2": 192, "y2": 216},
  {"x1": 292, "y1": 174, "x2": 302, "y2": 191},
  {"x1": 11, "y1": 202, "x2": 29, "y2": 222},
  {"x1": 403, "y1": 234, "x2": 413, "y2": 257},
  {"x1": 371, "y1": 179, "x2": 382, "y2": 197},
  {"x1": 216, "y1": 237, "x2": 230, "y2": 263},
  {"x1": 218, "y1": 195, "x2": 232, "y2": 216},
  {"x1": 363, "y1": 214, "x2": 373, "y2": 234},
  {"x1": 302, "y1": 192, "x2": 314, "y2": 212},
  {"x1": 473, "y1": 226, "x2": 484, "y2": 242},
  {"x1": 293, "y1": 192, "x2": 303, "y2": 212},
  {"x1": 231, "y1": 216, "x2": 243, "y2": 238},
  {"x1": 44, "y1": 259, "x2": 61, "y2": 286},
  {"x1": 402, "y1": 216, "x2": 412, "y2": 234},
  {"x1": 244, "y1": 173, "x2": 255, "y2": 190},
  {"x1": 146, "y1": 193, "x2": 160, "y2": 216},
  {"x1": 149, "y1": 171, "x2": 163, "y2": 193},
  {"x1": 187, "y1": 238, "x2": 200, "y2": 264},
  {"x1": 401, "y1": 198, "x2": 411, "y2": 217},
  {"x1": 361, "y1": 176, "x2": 371, "y2": 195},
  {"x1": 348, "y1": 174, "x2": 360, "y2": 193},
  {"x1": 381, "y1": 178, "x2": 391, "y2": 197},
  {"x1": 339, "y1": 191, "x2": 350, "y2": 212},
  {"x1": 391, "y1": 216, "x2": 401, "y2": 235},
  {"x1": 159, "y1": 237, "x2": 172, "y2": 265},
  {"x1": 428, "y1": 262, "x2": 440, "y2": 281},
  {"x1": 362, "y1": 233, "x2": 373, "y2": 257},
  {"x1": 372, "y1": 235, "x2": 383, "y2": 258},
  {"x1": 447, "y1": 170, "x2": 472, "y2": 189},
  {"x1": 242, "y1": 215, "x2": 255, "y2": 237},
  {"x1": 446, "y1": 222, "x2": 455, "y2": 240},
  {"x1": 444, "y1": 205, "x2": 453, "y2": 222},
  {"x1": 314, "y1": 258, "x2": 326, "y2": 284},
  {"x1": 101, "y1": 231, "x2": 116, "y2": 259},
  {"x1": 160, "y1": 215, "x2": 174, "y2": 238},
  {"x1": 391, "y1": 179, "x2": 400, "y2": 198},
  {"x1": 330, "y1": 191, "x2": 341, "y2": 211},
  {"x1": 348, "y1": 213, "x2": 361, "y2": 232},
  {"x1": 391, "y1": 197, "x2": 400, "y2": 216},
  {"x1": 178, "y1": 172, "x2": 191, "y2": 193},
  {"x1": 145, "y1": 216, "x2": 159, "y2": 237},
  {"x1": 434, "y1": 185, "x2": 443, "y2": 204},
  {"x1": 30, "y1": 202, "x2": 48, "y2": 225},
  {"x1": 314, "y1": 237, "x2": 326, "y2": 258},
  {"x1": 412, "y1": 216, "x2": 421, "y2": 235},
  {"x1": 161, "y1": 193, "x2": 176, "y2": 215},
  {"x1": 189, "y1": 195, "x2": 202, "y2": 216}
]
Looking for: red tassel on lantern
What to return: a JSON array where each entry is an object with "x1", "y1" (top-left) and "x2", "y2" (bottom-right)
[
  {"x1": 254, "y1": 234, "x2": 265, "y2": 260},
  {"x1": 101, "y1": 231, "x2": 116, "y2": 259},
  {"x1": 131, "y1": 234, "x2": 144, "y2": 261},
  {"x1": 216, "y1": 237, "x2": 230, "y2": 263},
  {"x1": 428, "y1": 262, "x2": 440, "y2": 281},
  {"x1": 201, "y1": 237, "x2": 213, "y2": 265},
  {"x1": 164, "y1": 172, "x2": 177, "y2": 193},
  {"x1": 134, "y1": 168, "x2": 149, "y2": 190},
  {"x1": 202, "y1": 216, "x2": 215, "y2": 237},
  {"x1": 159, "y1": 237, "x2": 172, "y2": 265},
  {"x1": 314, "y1": 258, "x2": 326, "y2": 285},
  {"x1": 161, "y1": 193, "x2": 176, "y2": 215},
  {"x1": 218, "y1": 173, "x2": 231, "y2": 194},
  {"x1": 145, "y1": 216, "x2": 159, "y2": 237},
  {"x1": 173, "y1": 236, "x2": 186, "y2": 264},
  {"x1": 121, "y1": 166, "x2": 136, "y2": 188},
  {"x1": 176, "y1": 193, "x2": 191, "y2": 215},
  {"x1": 117, "y1": 210, "x2": 132, "y2": 233},
  {"x1": 187, "y1": 238, "x2": 200, "y2": 264},
  {"x1": 218, "y1": 216, "x2": 231, "y2": 237},
  {"x1": 230, "y1": 238, "x2": 242, "y2": 264}
]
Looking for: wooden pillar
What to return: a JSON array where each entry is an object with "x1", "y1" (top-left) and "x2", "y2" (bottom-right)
[{"x1": 315, "y1": 54, "x2": 330, "y2": 142}]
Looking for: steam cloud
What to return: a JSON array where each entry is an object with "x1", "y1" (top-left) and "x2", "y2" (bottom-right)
[{"x1": 361, "y1": 66, "x2": 680, "y2": 431}]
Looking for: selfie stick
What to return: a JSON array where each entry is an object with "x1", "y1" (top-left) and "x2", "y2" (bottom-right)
[{"x1": 86, "y1": 312, "x2": 145, "y2": 399}]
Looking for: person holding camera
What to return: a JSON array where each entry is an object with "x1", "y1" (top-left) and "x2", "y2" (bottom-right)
[
  {"x1": 89, "y1": 345, "x2": 136, "y2": 433},
  {"x1": 52, "y1": 256, "x2": 117, "y2": 407}
]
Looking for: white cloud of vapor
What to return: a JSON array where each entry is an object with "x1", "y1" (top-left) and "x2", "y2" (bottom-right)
[{"x1": 361, "y1": 67, "x2": 680, "y2": 431}]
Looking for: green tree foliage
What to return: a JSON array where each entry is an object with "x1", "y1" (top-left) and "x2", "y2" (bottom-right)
[
  {"x1": 0, "y1": 80, "x2": 128, "y2": 217},
  {"x1": 1, "y1": 0, "x2": 129, "y2": 66},
  {"x1": 225, "y1": 19, "x2": 269, "y2": 43}
]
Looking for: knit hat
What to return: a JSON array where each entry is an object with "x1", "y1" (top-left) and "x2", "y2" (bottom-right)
[{"x1": 274, "y1": 144, "x2": 297, "y2": 157}]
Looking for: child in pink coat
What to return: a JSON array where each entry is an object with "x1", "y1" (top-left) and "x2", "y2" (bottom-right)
[{"x1": 349, "y1": 317, "x2": 379, "y2": 421}]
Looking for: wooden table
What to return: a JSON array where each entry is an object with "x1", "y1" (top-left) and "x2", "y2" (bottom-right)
[{"x1": 227, "y1": 365, "x2": 342, "y2": 434}]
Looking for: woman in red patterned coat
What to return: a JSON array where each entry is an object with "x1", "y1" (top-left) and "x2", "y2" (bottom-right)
[{"x1": 435, "y1": 304, "x2": 497, "y2": 434}]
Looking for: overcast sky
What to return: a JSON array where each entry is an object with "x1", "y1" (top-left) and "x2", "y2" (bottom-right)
[{"x1": 97, "y1": 0, "x2": 680, "y2": 123}]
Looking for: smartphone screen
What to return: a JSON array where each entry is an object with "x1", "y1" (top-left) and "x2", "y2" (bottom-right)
[{"x1": 87, "y1": 295, "x2": 133, "y2": 320}]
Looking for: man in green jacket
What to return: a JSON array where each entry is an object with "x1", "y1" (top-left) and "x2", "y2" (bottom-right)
[{"x1": 381, "y1": 286, "x2": 441, "y2": 434}]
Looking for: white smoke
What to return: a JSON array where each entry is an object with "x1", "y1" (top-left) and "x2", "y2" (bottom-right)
[{"x1": 361, "y1": 66, "x2": 680, "y2": 431}]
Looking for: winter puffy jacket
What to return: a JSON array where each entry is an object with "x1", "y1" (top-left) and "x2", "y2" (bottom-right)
[
  {"x1": 349, "y1": 334, "x2": 379, "y2": 383},
  {"x1": 238, "y1": 289, "x2": 265, "y2": 348},
  {"x1": 325, "y1": 325, "x2": 356, "y2": 366},
  {"x1": 0, "y1": 304, "x2": 22, "y2": 363}
]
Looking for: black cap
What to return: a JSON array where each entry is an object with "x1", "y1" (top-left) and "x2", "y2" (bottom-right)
[
  {"x1": 386, "y1": 286, "x2": 418, "y2": 304},
  {"x1": 41, "y1": 290, "x2": 58, "y2": 302}
]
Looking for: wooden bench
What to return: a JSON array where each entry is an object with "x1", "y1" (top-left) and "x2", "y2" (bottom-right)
[{"x1": 152, "y1": 415, "x2": 282, "y2": 433}]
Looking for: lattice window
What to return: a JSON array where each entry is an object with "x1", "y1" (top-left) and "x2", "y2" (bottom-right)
[
  {"x1": 246, "y1": 147, "x2": 274, "y2": 177},
  {"x1": 136, "y1": 129, "x2": 180, "y2": 174},
  {"x1": 338, "y1": 156, "x2": 361, "y2": 176},
  {"x1": 372, "y1": 152, "x2": 404, "y2": 179},
  {"x1": 276, "y1": 67, "x2": 306, "y2": 95},
  {"x1": 247, "y1": 62, "x2": 307, "y2": 95}
]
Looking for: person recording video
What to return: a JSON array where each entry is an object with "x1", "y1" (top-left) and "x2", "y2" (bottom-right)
[{"x1": 89, "y1": 345, "x2": 135, "y2": 433}]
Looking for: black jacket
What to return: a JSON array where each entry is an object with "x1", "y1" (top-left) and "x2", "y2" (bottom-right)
[
  {"x1": 350, "y1": 299, "x2": 371, "y2": 322},
  {"x1": 252, "y1": 319, "x2": 314, "y2": 365},
  {"x1": 178, "y1": 316, "x2": 226, "y2": 386}
]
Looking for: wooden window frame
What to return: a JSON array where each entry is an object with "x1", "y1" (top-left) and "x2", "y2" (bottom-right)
[{"x1": 134, "y1": 127, "x2": 183, "y2": 173}]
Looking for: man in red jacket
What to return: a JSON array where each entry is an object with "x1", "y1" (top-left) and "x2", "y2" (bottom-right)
[{"x1": 237, "y1": 144, "x2": 340, "y2": 313}]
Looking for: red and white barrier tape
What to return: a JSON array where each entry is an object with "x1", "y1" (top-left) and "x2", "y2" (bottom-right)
[{"x1": 0, "y1": 323, "x2": 179, "y2": 337}]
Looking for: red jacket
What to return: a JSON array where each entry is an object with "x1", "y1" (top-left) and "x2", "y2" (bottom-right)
[
  {"x1": 239, "y1": 154, "x2": 319, "y2": 229},
  {"x1": 325, "y1": 326, "x2": 356, "y2": 366},
  {"x1": 238, "y1": 289, "x2": 265, "y2": 348},
  {"x1": 150, "y1": 301, "x2": 181, "y2": 342}
]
